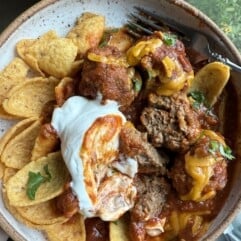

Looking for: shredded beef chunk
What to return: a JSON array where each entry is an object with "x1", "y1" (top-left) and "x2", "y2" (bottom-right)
[
  {"x1": 140, "y1": 92, "x2": 201, "y2": 152},
  {"x1": 78, "y1": 46, "x2": 135, "y2": 109},
  {"x1": 130, "y1": 175, "x2": 170, "y2": 241},
  {"x1": 131, "y1": 175, "x2": 169, "y2": 221},
  {"x1": 120, "y1": 122, "x2": 168, "y2": 174}
]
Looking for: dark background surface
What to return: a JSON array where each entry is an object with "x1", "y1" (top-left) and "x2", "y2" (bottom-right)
[{"x1": 0, "y1": 0, "x2": 40, "y2": 32}]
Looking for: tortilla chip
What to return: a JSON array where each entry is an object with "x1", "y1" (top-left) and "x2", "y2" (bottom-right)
[
  {"x1": 0, "y1": 117, "x2": 37, "y2": 154},
  {"x1": 67, "y1": 12, "x2": 105, "y2": 55},
  {"x1": 5, "y1": 152, "x2": 69, "y2": 207},
  {"x1": 0, "y1": 162, "x2": 5, "y2": 179},
  {"x1": 44, "y1": 214, "x2": 86, "y2": 241},
  {"x1": 1, "y1": 119, "x2": 41, "y2": 169},
  {"x1": 16, "y1": 31, "x2": 58, "y2": 76},
  {"x1": 16, "y1": 198, "x2": 68, "y2": 225},
  {"x1": 17, "y1": 31, "x2": 78, "y2": 78},
  {"x1": 55, "y1": 77, "x2": 75, "y2": 106},
  {"x1": 31, "y1": 123, "x2": 60, "y2": 161},
  {"x1": 38, "y1": 38, "x2": 78, "y2": 78},
  {"x1": 2, "y1": 77, "x2": 59, "y2": 118},
  {"x1": 109, "y1": 214, "x2": 130, "y2": 241},
  {"x1": 1, "y1": 57, "x2": 30, "y2": 78},
  {"x1": 0, "y1": 58, "x2": 32, "y2": 119},
  {"x1": 2, "y1": 189, "x2": 47, "y2": 230},
  {"x1": 2, "y1": 167, "x2": 18, "y2": 183},
  {"x1": 0, "y1": 105, "x2": 18, "y2": 120}
]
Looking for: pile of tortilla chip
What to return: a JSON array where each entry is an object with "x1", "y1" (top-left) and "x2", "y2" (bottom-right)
[{"x1": 0, "y1": 12, "x2": 127, "y2": 241}]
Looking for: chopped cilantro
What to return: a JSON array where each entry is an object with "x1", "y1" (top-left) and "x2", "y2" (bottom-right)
[
  {"x1": 209, "y1": 140, "x2": 219, "y2": 155},
  {"x1": 219, "y1": 144, "x2": 235, "y2": 160},
  {"x1": 208, "y1": 141, "x2": 234, "y2": 160},
  {"x1": 163, "y1": 33, "x2": 177, "y2": 46},
  {"x1": 26, "y1": 164, "x2": 52, "y2": 200},
  {"x1": 99, "y1": 28, "x2": 119, "y2": 48},
  {"x1": 188, "y1": 91, "x2": 207, "y2": 109}
]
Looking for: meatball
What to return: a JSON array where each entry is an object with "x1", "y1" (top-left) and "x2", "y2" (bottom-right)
[
  {"x1": 120, "y1": 122, "x2": 168, "y2": 174},
  {"x1": 141, "y1": 92, "x2": 201, "y2": 152},
  {"x1": 78, "y1": 46, "x2": 135, "y2": 109},
  {"x1": 130, "y1": 174, "x2": 170, "y2": 240},
  {"x1": 169, "y1": 134, "x2": 228, "y2": 202}
]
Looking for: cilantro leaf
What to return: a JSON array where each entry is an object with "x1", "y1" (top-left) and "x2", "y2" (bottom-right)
[
  {"x1": 208, "y1": 140, "x2": 235, "y2": 161},
  {"x1": 26, "y1": 165, "x2": 52, "y2": 200},
  {"x1": 163, "y1": 33, "x2": 177, "y2": 46},
  {"x1": 188, "y1": 91, "x2": 207, "y2": 109},
  {"x1": 219, "y1": 144, "x2": 235, "y2": 160},
  {"x1": 208, "y1": 140, "x2": 219, "y2": 155}
]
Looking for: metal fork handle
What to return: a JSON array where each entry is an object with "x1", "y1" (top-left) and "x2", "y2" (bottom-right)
[
  {"x1": 134, "y1": 6, "x2": 241, "y2": 73},
  {"x1": 208, "y1": 49, "x2": 241, "y2": 73}
]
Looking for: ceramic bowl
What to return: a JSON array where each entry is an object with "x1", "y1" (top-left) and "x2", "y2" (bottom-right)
[{"x1": 0, "y1": 0, "x2": 241, "y2": 240}]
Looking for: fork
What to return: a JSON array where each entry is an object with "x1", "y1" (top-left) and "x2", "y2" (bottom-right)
[{"x1": 127, "y1": 6, "x2": 241, "y2": 73}]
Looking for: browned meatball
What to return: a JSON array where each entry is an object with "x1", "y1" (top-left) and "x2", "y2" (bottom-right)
[
  {"x1": 141, "y1": 91, "x2": 201, "y2": 152},
  {"x1": 120, "y1": 122, "x2": 168, "y2": 174},
  {"x1": 130, "y1": 174, "x2": 170, "y2": 241},
  {"x1": 78, "y1": 46, "x2": 135, "y2": 109},
  {"x1": 169, "y1": 135, "x2": 228, "y2": 200},
  {"x1": 140, "y1": 33, "x2": 193, "y2": 74}
]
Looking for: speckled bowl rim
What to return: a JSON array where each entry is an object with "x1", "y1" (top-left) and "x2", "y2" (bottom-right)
[{"x1": 0, "y1": 0, "x2": 241, "y2": 241}]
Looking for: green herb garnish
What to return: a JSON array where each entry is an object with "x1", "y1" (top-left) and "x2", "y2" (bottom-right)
[
  {"x1": 99, "y1": 28, "x2": 119, "y2": 48},
  {"x1": 26, "y1": 164, "x2": 52, "y2": 200},
  {"x1": 188, "y1": 91, "x2": 207, "y2": 109},
  {"x1": 219, "y1": 144, "x2": 235, "y2": 160},
  {"x1": 208, "y1": 141, "x2": 235, "y2": 160},
  {"x1": 208, "y1": 140, "x2": 219, "y2": 155},
  {"x1": 163, "y1": 33, "x2": 177, "y2": 46}
]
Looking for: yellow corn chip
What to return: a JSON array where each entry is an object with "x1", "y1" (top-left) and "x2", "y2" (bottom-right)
[
  {"x1": 109, "y1": 214, "x2": 130, "y2": 241},
  {"x1": 2, "y1": 167, "x2": 18, "y2": 183},
  {"x1": 0, "y1": 58, "x2": 32, "y2": 119},
  {"x1": 67, "y1": 12, "x2": 105, "y2": 55},
  {"x1": 16, "y1": 31, "x2": 58, "y2": 76},
  {"x1": 0, "y1": 117, "x2": 37, "y2": 154},
  {"x1": 1, "y1": 119, "x2": 41, "y2": 169},
  {"x1": 38, "y1": 38, "x2": 78, "y2": 78},
  {"x1": 2, "y1": 189, "x2": 47, "y2": 230},
  {"x1": 31, "y1": 123, "x2": 60, "y2": 161},
  {"x1": 6, "y1": 152, "x2": 69, "y2": 207},
  {"x1": 16, "y1": 198, "x2": 68, "y2": 225},
  {"x1": 17, "y1": 31, "x2": 78, "y2": 78},
  {"x1": 0, "y1": 162, "x2": 5, "y2": 179},
  {"x1": 44, "y1": 214, "x2": 86, "y2": 241},
  {"x1": 3, "y1": 77, "x2": 59, "y2": 118}
]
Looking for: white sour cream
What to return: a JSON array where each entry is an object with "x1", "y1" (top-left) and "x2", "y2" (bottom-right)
[{"x1": 51, "y1": 96, "x2": 137, "y2": 220}]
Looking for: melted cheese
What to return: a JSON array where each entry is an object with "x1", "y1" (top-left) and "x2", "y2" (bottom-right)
[
  {"x1": 181, "y1": 130, "x2": 227, "y2": 202},
  {"x1": 126, "y1": 38, "x2": 163, "y2": 66},
  {"x1": 181, "y1": 153, "x2": 216, "y2": 201},
  {"x1": 87, "y1": 52, "x2": 129, "y2": 67},
  {"x1": 157, "y1": 56, "x2": 194, "y2": 96},
  {"x1": 51, "y1": 96, "x2": 137, "y2": 220},
  {"x1": 168, "y1": 211, "x2": 210, "y2": 237}
]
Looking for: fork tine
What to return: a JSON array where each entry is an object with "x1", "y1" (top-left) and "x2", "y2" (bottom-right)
[
  {"x1": 134, "y1": 6, "x2": 192, "y2": 38},
  {"x1": 129, "y1": 12, "x2": 165, "y2": 32},
  {"x1": 127, "y1": 21, "x2": 153, "y2": 35}
]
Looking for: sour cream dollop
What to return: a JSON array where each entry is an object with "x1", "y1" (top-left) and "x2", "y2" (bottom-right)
[{"x1": 51, "y1": 96, "x2": 137, "y2": 220}]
